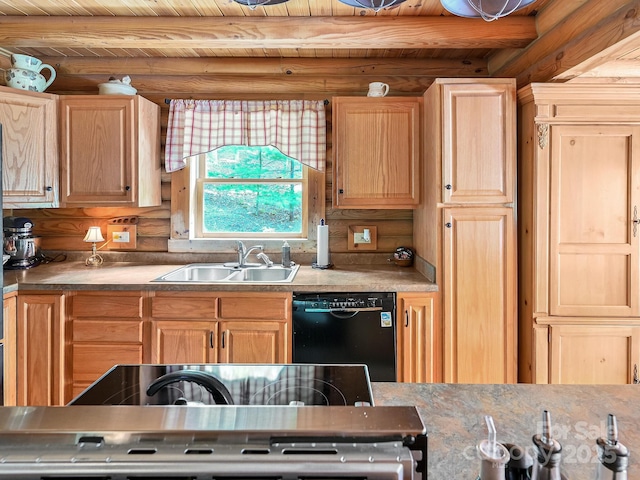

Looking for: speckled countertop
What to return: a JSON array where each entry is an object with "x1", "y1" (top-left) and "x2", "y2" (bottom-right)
[
  {"x1": 372, "y1": 382, "x2": 639, "y2": 479},
  {"x1": 3, "y1": 260, "x2": 437, "y2": 293}
]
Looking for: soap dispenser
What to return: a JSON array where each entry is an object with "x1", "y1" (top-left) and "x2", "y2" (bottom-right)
[
  {"x1": 476, "y1": 415, "x2": 510, "y2": 480},
  {"x1": 531, "y1": 410, "x2": 567, "y2": 480},
  {"x1": 281, "y1": 240, "x2": 291, "y2": 267},
  {"x1": 595, "y1": 414, "x2": 628, "y2": 480}
]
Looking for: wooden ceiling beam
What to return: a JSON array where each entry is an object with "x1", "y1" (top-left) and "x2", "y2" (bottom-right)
[
  {"x1": 489, "y1": 0, "x2": 640, "y2": 85},
  {"x1": 0, "y1": 16, "x2": 537, "y2": 50},
  {"x1": 45, "y1": 56, "x2": 489, "y2": 77}
]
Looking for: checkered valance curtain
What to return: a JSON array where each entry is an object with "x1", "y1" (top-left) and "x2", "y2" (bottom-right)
[{"x1": 164, "y1": 99, "x2": 327, "y2": 173}]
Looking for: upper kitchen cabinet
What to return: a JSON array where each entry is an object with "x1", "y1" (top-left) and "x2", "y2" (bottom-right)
[
  {"x1": 332, "y1": 97, "x2": 421, "y2": 209},
  {"x1": 59, "y1": 95, "x2": 161, "y2": 207},
  {"x1": 0, "y1": 86, "x2": 59, "y2": 208},
  {"x1": 518, "y1": 83, "x2": 640, "y2": 383},
  {"x1": 425, "y1": 79, "x2": 516, "y2": 205}
]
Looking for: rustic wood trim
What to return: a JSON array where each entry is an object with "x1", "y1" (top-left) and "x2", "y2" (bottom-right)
[
  {"x1": 489, "y1": 0, "x2": 640, "y2": 85},
  {"x1": 44, "y1": 56, "x2": 489, "y2": 78},
  {"x1": 0, "y1": 16, "x2": 537, "y2": 50}
]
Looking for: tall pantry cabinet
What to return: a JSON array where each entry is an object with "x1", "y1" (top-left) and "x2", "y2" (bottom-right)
[
  {"x1": 518, "y1": 84, "x2": 640, "y2": 384},
  {"x1": 414, "y1": 79, "x2": 518, "y2": 383}
]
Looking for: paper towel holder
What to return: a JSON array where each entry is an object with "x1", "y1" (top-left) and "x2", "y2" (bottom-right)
[{"x1": 348, "y1": 225, "x2": 377, "y2": 251}]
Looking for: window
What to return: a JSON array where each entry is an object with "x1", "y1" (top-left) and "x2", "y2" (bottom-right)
[
  {"x1": 169, "y1": 147, "x2": 324, "y2": 252},
  {"x1": 196, "y1": 145, "x2": 307, "y2": 238}
]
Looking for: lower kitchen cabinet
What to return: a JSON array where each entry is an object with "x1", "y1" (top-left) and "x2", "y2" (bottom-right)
[
  {"x1": 16, "y1": 292, "x2": 67, "y2": 406},
  {"x1": 150, "y1": 291, "x2": 291, "y2": 364},
  {"x1": 3, "y1": 292, "x2": 17, "y2": 406},
  {"x1": 442, "y1": 207, "x2": 517, "y2": 384},
  {"x1": 396, "y1": 292, "x2": 439, "y2": 383},
  {"x1": 68, "y1": 291, "x2": 145, "y2": 399},
  {"x1": 536, "y1": 321, "x2": 640, "y2": 384}
]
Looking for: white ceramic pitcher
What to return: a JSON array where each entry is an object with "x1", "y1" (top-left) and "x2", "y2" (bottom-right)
[
  {"x1": 367, "y1": 82, "x2": 389, "y2": 97},
  {"x1": 9, "y1": 54, "x2": 56, "y2": 91}
]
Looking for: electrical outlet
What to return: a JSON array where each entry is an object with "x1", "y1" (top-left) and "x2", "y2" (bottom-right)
[{"x1": 107, "y1": 224, "x2": 137, "y2": 250}]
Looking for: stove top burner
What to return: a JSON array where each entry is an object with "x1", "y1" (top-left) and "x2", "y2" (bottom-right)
[{"x1": 69, "y1": 364, "x2": 375, "y2": 407}]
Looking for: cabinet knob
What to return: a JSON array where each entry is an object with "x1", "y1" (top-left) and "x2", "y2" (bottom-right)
[
  {"x1": 125, "y1": 185, "x2": 131, "y2": 191},
  {"x1": 445, "y1": 222, "x2": 452, "y2": 228},
  {"x1": 338, "y1": 189, "x2": 344, "y2": 194},
  {"x1": 45, "y1": 186, "x2": 52, "y2": 191},
  {"x1": 445, "y1": 184, "x2": 452, "y2": 190}
]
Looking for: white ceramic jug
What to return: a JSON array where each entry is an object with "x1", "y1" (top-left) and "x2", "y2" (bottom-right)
[{"x1": 8, "y1": 54, "x2": 56, "y2": 92}]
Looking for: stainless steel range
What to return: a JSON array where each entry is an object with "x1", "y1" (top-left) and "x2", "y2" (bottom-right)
[
  {"x1": 0, "y1": 364, "x2": 427, "y2": 478},
  {"x1": 0, "y1": 404, "x2": 427, "y2": 479}
]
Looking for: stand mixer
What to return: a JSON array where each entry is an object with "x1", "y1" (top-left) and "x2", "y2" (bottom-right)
[{"x1": 3, "y1": 216, "x2": 42, "y2": 269}]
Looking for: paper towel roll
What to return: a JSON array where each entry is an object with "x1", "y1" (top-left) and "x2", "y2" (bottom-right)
[{"x1": 317, "y1": 223, "x2": 330, "y2": 266}]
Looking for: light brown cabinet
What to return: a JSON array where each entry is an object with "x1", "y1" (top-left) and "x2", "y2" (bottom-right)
[
  {"x1": 518, "y1": 84, "x2": 640, "y2": 384},
  {"x1": 396, "y1": 292, "x2": 439, "y2": 383},
  {"x1": 59, "y1": 94, "x2": 161, "y2": 206},
  {"x1": 68, "y1": 291, "x2": 145, "y2": 399},
  {"x1": 0, "y1": 86, "x2": 59, "y2": 207},
  {"x1": 414, "y1": 78, "x2": 517, "y2": 384},
  {"x1": 442, "y1": 207, "x2": 517, "y2": 383},
  {"x1": 16, "y1": 292, "x2": 67, "y2": 406},
  {"x1": 150, "y1": 292, "x2": 291, "y2": 365},
  {"x1": 3, "y1": 292, "x2": 17, "y2": 406},
  {"x1": 332, "y1": 96, "x2": 420, "y2": 209}
]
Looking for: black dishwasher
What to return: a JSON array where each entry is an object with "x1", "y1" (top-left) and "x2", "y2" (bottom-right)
[{"x1": 292, "y1": 292, "x2": 396, "y2": 381}]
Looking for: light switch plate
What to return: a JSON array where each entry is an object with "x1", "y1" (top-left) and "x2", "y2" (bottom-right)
[{"x1": 348, "y1": 225, "x2": 377, "y2": 251}]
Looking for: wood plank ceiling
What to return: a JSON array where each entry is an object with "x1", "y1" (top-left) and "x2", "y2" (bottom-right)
[{"x1": 0, "y1": 0, "x2": 640, "y2": 98}]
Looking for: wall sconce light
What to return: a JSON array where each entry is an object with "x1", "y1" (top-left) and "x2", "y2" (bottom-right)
[{"x1": 83, "y1": 226, "x2": 105, "y2": 267}]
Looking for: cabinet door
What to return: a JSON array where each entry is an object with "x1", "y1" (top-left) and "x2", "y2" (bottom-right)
[
  {"x1": 396, "y1": 292, "x2": 438, "y2": 383},
  {"x1": 60, "y1": 96, "x2": 135, "y2": 204},
  {"x1": 332, "y1": 97, "x2": 420, "y2": 209},
  {"x1": 16, "y1": 294, "x2": 66, "y2": 406},
  {"x1": 3, "y1": 293, "x2": 17, "y2": 406},
  {"x1": 0, "y1": 86, "x2": 58, "y2": 207},
  {"x1": 443, "y1": 207, "x2": 517, "y2": 383},
  {"x1": 219, "y1": 321, "x2": 286, "y2": 364},
  {"x1": 441, "y1": 81, "x2": 515, "y2": 204},
  {"x1": 151, "y1": 321, "x2": 216, "y2": 364},
  {"x1": 549, "y1": 125, "x2": 640, "y2": 317},
  {"x1": 549, "y1": 324, "x2": 640, "y2": 384}
]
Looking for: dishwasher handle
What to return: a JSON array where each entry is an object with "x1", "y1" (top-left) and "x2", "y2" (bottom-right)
[{"x1": 302, "y1": 306, "x2": 383, "y2": 313}]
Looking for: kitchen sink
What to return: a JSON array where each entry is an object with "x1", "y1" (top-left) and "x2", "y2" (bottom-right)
[{"x1": 153, "y1": 263, "x2": 300, "y2": 283}]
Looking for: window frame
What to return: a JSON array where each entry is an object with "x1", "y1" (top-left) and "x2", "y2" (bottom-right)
[{"x1": 168, "y1": 153, "x2": 325, "y2": 254}]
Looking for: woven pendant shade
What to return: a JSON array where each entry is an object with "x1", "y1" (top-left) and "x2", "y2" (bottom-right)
[{"x1": 440, "y1": 0, "x2": 537, "y2": 21}]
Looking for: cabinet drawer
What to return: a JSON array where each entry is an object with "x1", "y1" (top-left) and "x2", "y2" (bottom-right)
[
  {"x1": 73, "y1": 319, "x2": 143, "y2": 343},
  {"x1": 70, "y1": 294, "x2": 142, "y2": 318},
  {"x1": 73, "y1": 344, "x2": 143, "y2": 384},
  {"x1": 152, "y1": 296, "x2": 217, "y2": 318},
  {"x1": 219, "y1": 295, "x2": 289, "y2": 320}
]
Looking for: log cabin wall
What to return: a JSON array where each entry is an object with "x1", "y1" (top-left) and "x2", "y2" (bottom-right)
[{"x1": 7, "y1": 78, "x2": 420, "y2": 263}]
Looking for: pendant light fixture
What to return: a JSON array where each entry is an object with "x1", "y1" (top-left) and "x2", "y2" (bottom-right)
[
  {"x1": 232, "y1": 0, "x2": 289, "y2": 10},
  {"x1": 338, "y1": 0, "x2": 407, "y2": 12},
  {"x1": 440, "y1": 0, "x2": 537, "y2": 22}
]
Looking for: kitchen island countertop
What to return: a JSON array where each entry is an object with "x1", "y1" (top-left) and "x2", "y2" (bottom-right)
[
  {"x1": 3, "y1": 260, "x2": 436, "y2": 294},
  {"x1": 373, "y1": 382, "x2": 639, "y2": 479}
]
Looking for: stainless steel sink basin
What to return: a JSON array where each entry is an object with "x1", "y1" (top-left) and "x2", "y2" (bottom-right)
[{"x1": 153, "y1": 263, "x2": 300, "y2": 283}]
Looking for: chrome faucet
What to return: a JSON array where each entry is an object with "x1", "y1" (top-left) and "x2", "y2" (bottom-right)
[{"x1": 236, "y1": 240, "x2": 265, "y2": 267}]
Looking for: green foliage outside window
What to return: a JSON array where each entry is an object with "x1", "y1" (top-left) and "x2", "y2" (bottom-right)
[{"x1": 201, "y1": 146, "x2": 304, "y2": 235}]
